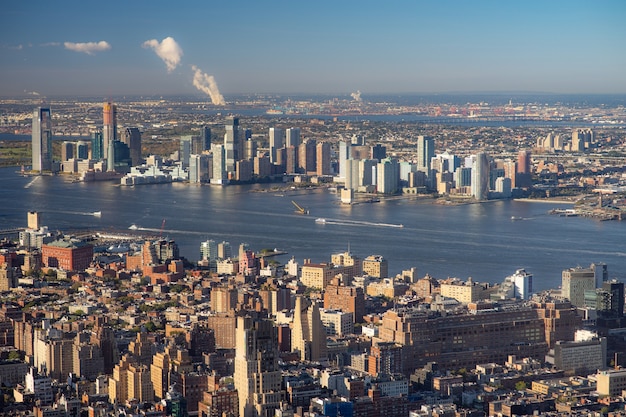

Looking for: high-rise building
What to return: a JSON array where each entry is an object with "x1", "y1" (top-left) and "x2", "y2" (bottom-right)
[
  {"x1": 61, "y1": 141, "x2": 74, "y2": 161},
  {"x1": 224, "y1": 116, "x2": 240, "y2": 173},
  {"x1": 201, "y1": 125, "x2": 212, "y2": 152},
  {"x1": 316, "y1": 141, "x2": 331, "y2": 176},
  {"x1": 376, "y1": 158, "x2": 399, "y2": 194},
  {"x1": 122, "y1": 127, "x2": 142, "y2": 166},
  {"x1": 189, "y1": 153, "x2": 210, "y2": 183},
  {"x1": 562, "y1": 264, "x2": 603, "y2": 308},
  {"x1": 211, "y1": 144, "x2": 227, "y2": 185},
  {"x1": 285, "y1": 127, "x2": 301, "y2": 148},
  {"x1": 471, "y1": 152, "x2": 490, "y2": 200},
  {"x1": 31, "y1": 107, "x2": 53, "y2": 172},
  {"x1": 102, "y1": 101, "x2": 117, "y2": 156},
  {"x1": 76, "y1": 141, "x2": 89, "y2": 159},
  {"x1": 416, "y1": 135, "x2": 435, "y2": 173},
  {"x1": 234, "y1": 316, "x2": 284, "y2": 417},
  {"x1": 299, "y1": 140, "x2": 317, "y2": 174},
  {"x1": 371, "y1": 144, "x2": 387, "y2": 162},
  {"x1": 516, "y1": 149, "x2": 532, "y2": 188},
  {"x1": 269, "y1": 127, "x2": 284, "y2": 164},
  {"x1": 292, "y1": 296, "x2": 327, "y2": 362},
  {"x1": 91, "y1": 130, "x2": 104, "y2": 160},
  {"x1": 510, "y1": 268, "x2": 533, "y2": 299}
]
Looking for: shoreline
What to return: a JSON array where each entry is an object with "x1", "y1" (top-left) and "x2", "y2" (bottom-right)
[{"x1": 513, "y1": 198, "x2": 576, "y2": 204}]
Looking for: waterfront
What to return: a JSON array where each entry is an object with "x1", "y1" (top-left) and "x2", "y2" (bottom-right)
[{"x1": 2, "y1": 167, "x2": 625, "y2": 292}]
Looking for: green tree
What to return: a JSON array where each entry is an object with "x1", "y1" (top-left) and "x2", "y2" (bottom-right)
[{"x1": 515, "y1": 381, "x2": 527, "y2": 391}]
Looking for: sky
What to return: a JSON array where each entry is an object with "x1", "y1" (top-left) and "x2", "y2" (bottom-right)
[{"x1": 1, "y1": 0, "x2": 625, "y2": 99}]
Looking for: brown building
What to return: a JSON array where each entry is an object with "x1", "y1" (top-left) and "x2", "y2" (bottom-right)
[
  {"x1": 323, "y1": 280, "x2": 365, "y2": 323},
  {"x1": 362, "y1": 255, "x2": 388, "y2": 278},
  {"x1": 206, "y1": 313, "x2": 236, "y2": 349},
  {"x1": 377, "y1": 302, "x2": 575, "y2": 375},
  {"x1": 198, "y1": 389, "x2": 239, "y2": 417},
  {"x1": 41, "y1": 239, "x2": 93, "y2": 271}
]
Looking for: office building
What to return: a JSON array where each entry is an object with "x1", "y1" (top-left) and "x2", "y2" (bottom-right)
[
  {"x1": 269, "y1": 127, "x2": 284, "y2": 164},
  {"x1": 234, "y1": 316, "x2": 284, "y2": 417},
  {"x1": 562, "y1": 264, "x2": 604, "y2": 308},
  {"x1": 189, "y1": 153, "x2": 210, "y2": 183},
  {"x1": 31, "y1": 107, "x2": 53, "y2": 172},
  {"x1": 224, "y1": 116, "x2": 240, "y2": 173},
  {"x1": 201, "y1": 125, "x2": 212, "y2": 151},
  {"x1": 546, "y1": 337, "x2": 606, "y2": 375},
  {"x1": 371, "y1": 144, "x2": 386, "y2": 161},
  {"x1": 76, "y1": 140, "x2": 89, "y2": 159},
  {"x1": 285, "y1": 127, "x2": 301, "y2": 148},
  {"x1": 91, "y1": 130, "x2": 104, "y2": 160},
  {"x1": 122, "y1": 127, "x2": 142, "y2": 166},
  {"x1": 416, "y1": 135, "x2": 435, "y2": 173}
]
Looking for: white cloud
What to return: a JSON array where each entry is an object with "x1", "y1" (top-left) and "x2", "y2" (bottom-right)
[
  {"x1": 64, "y1": 41, "x2": 111, "y2": 55},
  {"x1": 191, "y1": 65, "x2": 225, "y2": 105},
  {"x1": 142, "y1": 37, "x2": 183, "y2": 73}
]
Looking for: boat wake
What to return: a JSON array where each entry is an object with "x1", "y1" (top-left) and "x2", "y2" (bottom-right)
[{"x1": 315, "y1": 218, "x2": 403, "y2": 228}]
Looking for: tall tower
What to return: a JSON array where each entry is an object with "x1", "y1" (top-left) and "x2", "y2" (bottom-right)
[
  {"x1": 102, "y1": 101, "x2": 117, "y2": 155},
  {"x1": 516, "y1": 149, "x2": 532, "y2": 188},
  {"x1": 285, "y1": 127, "x2": 301, "y2": 148},
  {"x1": 269, "y1": 127, "x2": 284, "y2": 164},
  {"x1": 416, "y1": 135, "x2": 434, "y2": 173},
  {"x1": 291, "y1": 296, "x2": 327, "y2": 362},
  {"x1": 471, "y1": 152, "x2": 490, "y2": 201},
  {"x1": 122, "y1": 127, "x2": 142, "y2": 166},
  {"x1": 234, "y1": 316, "x2": 284, "y2": 417},
  {"x1": 32, "y1": 107, "x2": 53, "y2": 172},
  {"x1": 201, "y1": 126, "x2": 212, "y2": 151},
  {"x1": 316, "y1": 141, "x2": 331, "y2": 175},
  {"x1": 224, "y1": 117, "x2": 240, "y2": 173}
]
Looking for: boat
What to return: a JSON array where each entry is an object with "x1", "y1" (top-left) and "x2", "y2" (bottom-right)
[
  {"x1": 93, "y1": 211, "x2": 102, "y2": 217},
  {"x1": 128, "y1": 224, "x2": 138, "y2": 230},
  {"x1": 511, "y1": 216, "x2": 523, "y2": 220},
  {"x1": 315, "y1": 218, "x2": 326, "y2": 224}
]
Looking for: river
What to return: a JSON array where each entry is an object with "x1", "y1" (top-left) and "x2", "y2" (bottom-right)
[{"x1": 2, "y1": 167, "x2": 625, "y2": 292}]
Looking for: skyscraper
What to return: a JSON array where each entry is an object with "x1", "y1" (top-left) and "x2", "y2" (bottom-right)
[
  {"x1": 224, "y1": 116, "x2": 240, "y2": 173},
  {"x1": 102, "y1": 101, "x2": 117, "y2": 155},
  {"x1": 234, "y1": 316, "x2": 284, "y2": 417},
  {"x1": 122, "y1": 127, "x2": 142, "y2": 166},
  {"x1": 269, "y1": 127, "x2": 284, "y2": 164},
  {"x1": 416, "y1": 135, "x2": 435, "y2": 173},
  {"x1": 91, "y1": 130, "x2": 104, "y2": 160},
  {"x1": 285, "y1": 127, "x2": 301, "y2": 148},
  {"x1": 31, "y1": 107, "x2": 53, "y2": 172},
  {"x1": 316, "y1": 141, "x2": 331, "y2": 175},
  {"x1": 516, "y1": 149, "x2": 532, "y2": 188},
  {"x1": 471, "y1": 152, "x2": 490, "y2": 201},
  {"x1": 292, "y1": 296, "x2": 327, "y2": 362},
  {"x1": 201, "y1": 125, "x2": 212, "y2": 151}
]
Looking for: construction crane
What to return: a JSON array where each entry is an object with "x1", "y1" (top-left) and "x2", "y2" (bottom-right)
[{"x1": 291, "y1": 200, "x2": 309, "y2": 215}]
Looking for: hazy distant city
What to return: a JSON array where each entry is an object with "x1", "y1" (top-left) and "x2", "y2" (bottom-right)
[{"x1": 0, "y1": 91, "x2": 626, "y2": 417}]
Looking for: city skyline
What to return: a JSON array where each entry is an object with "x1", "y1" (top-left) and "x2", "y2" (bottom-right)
[{"x1": 1, "y1": 0, "x2": 625, "y2": 98}]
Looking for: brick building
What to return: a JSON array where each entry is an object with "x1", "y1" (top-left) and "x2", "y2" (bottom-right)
[{"x1": 41, "y1": 239, "x2": 93, "y2": 271}]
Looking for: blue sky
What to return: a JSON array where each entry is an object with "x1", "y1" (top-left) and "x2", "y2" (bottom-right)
[{"x1": 1, "y1": 0, "x2": 625, "y2": 98}]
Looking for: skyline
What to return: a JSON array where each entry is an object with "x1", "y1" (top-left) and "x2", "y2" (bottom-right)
[{"x1": 1, "y1": 1, "x2": 626, "y2": 98}]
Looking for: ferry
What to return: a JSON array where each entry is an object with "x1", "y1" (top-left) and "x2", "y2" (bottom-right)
[
  {"x1": 128, "y1": 224, "x2": 138, "y2": 230},
  {"x1": 315, "y1": 218, "x2": 326, "y2": 224},
  {"x1": 93, "y1": 211, "x2": 102, "y2": 217}
]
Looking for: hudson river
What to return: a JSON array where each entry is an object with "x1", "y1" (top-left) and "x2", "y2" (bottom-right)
[{"x1": 2, "y1": 167, "x2": 625, "y2": 292}]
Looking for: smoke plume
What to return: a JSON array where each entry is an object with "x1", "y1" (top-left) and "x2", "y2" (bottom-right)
[
  {"x1": 142, "y1": 37, "x2": 183, "y2": 72},
  {"x1": 351, "y1": 90, "x2": 362, "y2": 102},
  {"x1": 191, "y1": 65, "x2": 225, "y2": 105}
]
